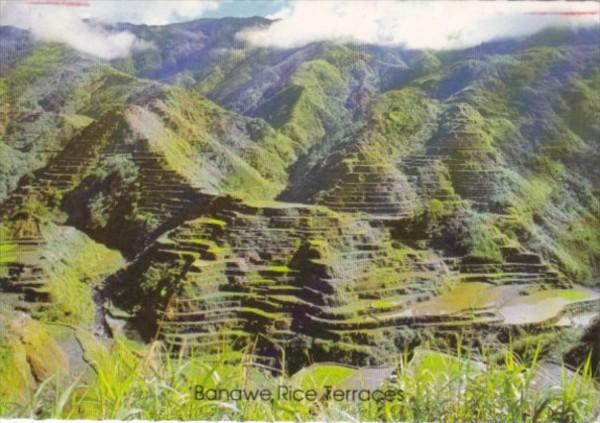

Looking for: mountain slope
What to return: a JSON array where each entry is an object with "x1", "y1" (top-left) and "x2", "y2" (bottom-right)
[{"x1": 0, "y1": 19, "x2": 599, "y2": 387}]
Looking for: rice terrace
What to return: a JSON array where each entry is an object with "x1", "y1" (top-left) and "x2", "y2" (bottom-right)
[{"x1": 0, "y1": 1, "x2": 599, "y2": 421}]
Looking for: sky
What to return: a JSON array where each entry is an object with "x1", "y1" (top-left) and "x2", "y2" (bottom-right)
[{"x1": 0, "y1": 1, "x2": 598, "y2": 59}]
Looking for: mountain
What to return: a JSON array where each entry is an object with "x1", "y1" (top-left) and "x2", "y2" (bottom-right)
[{"x1": 0, "y1": 18, "x2": 599, "y2": 401}]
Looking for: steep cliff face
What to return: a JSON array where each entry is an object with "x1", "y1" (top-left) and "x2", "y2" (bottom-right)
[{"x1": 0, "y1": 20, "x2": 599, "y2": 379}]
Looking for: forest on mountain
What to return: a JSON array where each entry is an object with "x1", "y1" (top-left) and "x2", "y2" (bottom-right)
[{"x1": 0, "y1": 17, "x2": 599, "y2": 420}]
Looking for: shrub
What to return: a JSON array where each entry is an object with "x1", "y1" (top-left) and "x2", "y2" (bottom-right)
[{"x1": 1, "y1": 339, "x2": 597, "y2": 421}]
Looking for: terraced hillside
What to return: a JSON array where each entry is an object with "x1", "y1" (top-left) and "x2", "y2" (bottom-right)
[{"x1": 1, "y1": 19, "x2": 599, "y2": 394}]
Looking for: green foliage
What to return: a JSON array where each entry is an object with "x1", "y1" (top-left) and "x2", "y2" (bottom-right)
[
  {"x1": 0, "y1": 341, "x2": 32, "y2": 409},
  {"x1": 0, "y1": 314, "x2": 69, "y2": 409},
  {"x1": 1, "y1": 44, "x2": 70, "y2": 106},
  {"x1": 554, "y1": 214, "x2": 600, "y2": 282},
  {"x1": 87, "y1": 193, "x2": 109, "y2": 230},
  {"x1": 498, "y1": 47, "x2": 564, "y2": 104},
  {"x1": 198, "y1": 48, "x2": 273, "y2": 102},
  {"x1": 139, "y1": 262, "x2": 179, "y2": 296},
  {"x1": 126, "y1": 87, "x2": 290, "y2": 199},
  {"x1": 19, "y1": 198, "x2": 54, "y2": 221},
  {"x1": 0, "y1": 224, "x2": 17, "y2": 278},
  {"x1": 564, "y1": 69, "x2": 600, "y2": 139},
  {"x1": 0, "y1": 143, "x2": 28, "y2": 201},
  {"x1": 364, "y1": 87, "x2": 434, "y2": 162},
  {"x1": 0, "y1": 339, "x2": 597, "y2": 421},
  {"x1": 0, "y1": 24, "x2": 599, "y2": 422},
  {"x1": 424, "y1": 198, "x2": 447, "y2": 224},
  {"x1": 73, "y1": 68, "x2": 140, "y2": 118},
  {"x1": 83, "y1": 155, "x2": 140, "y2": 229},
  {"x1": 252, "y1": 46, "x2": 361, "y2": 154},
  {"x1": 465, "y1": 221, "x2": 504, "y2": 263},
  {"x1": 94, "y1": 155, "x2": 139, "y2": 183},
  {"x1": 37, "y1": 224, "x2": 123, "y2": 325},
  {"x1": 503, "y1": 168, "x2": 600, "y2": 283}
]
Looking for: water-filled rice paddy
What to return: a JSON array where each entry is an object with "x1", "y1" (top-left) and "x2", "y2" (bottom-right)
[
  {"x1": 498, "y1": 287, "x2": 600, "y2": 325},
  {"x1": 396, "y1": 282, "x2": 599, "y2": 326}
]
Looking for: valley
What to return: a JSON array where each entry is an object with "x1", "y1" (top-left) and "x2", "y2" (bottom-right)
[{"x1": 0, "y1": 16, "x2": 599, "y2": 420}]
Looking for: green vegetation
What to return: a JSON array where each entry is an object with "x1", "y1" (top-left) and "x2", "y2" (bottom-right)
[
  {"x1": 0, "y1": 19, "x2": 599, "y2": 421},
  {"x1": 0, "y1": 314, "x2": 68, "y2": 408},
  {"x1": 0, "y1": 44, "x2": 70, "y2": 107},
  {"x1": 36, "y1": 224, "x2": 123, "y2": 325},
  {"x1": 363, "y1": 87, "x2": 433, "y2": 161},
  {"x1": 0, "y1": 338, "x2": 597, "y2": 421},
  {"x1": 0, "y1": 224, "x2": 17, "y2": 277},
  {"x1": 0, "y1": 143, "x2": 28, "y2": 200},
  {"x1": 465, "y1": 220, "x2": 504, "y2": 263}
]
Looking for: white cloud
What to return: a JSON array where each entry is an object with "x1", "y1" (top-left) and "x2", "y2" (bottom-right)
[
  {"x1": 241, "y1": 1, "x2": 600, "y2": 50},
  {"x1": 0, "y1": 0, "x2": 219, "y2": 59},
  {"x1": 79, "y1": 1, "x2": 219, "y2": 26},
  {"x1": 2, "y1": 1, "x2": 598, "y2": 58}
]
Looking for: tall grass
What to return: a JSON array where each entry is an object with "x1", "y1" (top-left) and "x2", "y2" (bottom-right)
[{"x1": 1, "y1": 336, "x2": 598, "y2": 422}]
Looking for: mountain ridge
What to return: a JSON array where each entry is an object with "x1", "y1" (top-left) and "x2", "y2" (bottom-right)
[{"x1": 1, "y1": 20, "x2": 599, "y2": 397}]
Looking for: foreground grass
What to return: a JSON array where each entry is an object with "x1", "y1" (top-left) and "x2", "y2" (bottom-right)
[{"x1": 1, "y1": 337, "x2": 598, "y2": 422}]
